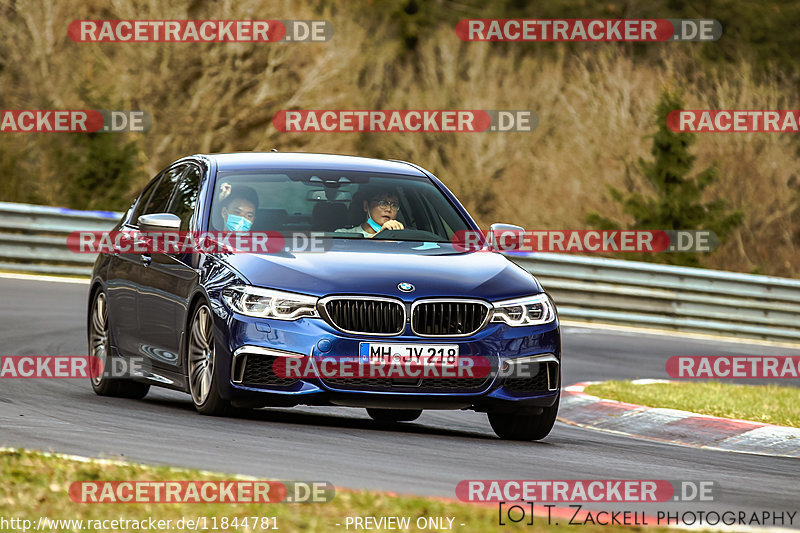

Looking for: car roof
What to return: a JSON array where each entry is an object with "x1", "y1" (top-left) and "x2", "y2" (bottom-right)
[{"x1": 194, "y1": 152, "x2": 429, "y2": 177}]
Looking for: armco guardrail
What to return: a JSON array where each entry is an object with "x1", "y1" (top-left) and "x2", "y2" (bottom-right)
[
  {"x1": 1, "y1": 201, "x2": 799, "y2": 343},
  {"x1": 0, "y1": 201, "x2": 122, "y2": 276},
  {"x1": 506, "y1": 253, "x2": 800, "y2": 343}
]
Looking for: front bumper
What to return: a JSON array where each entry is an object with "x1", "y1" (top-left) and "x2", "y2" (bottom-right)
[{"x1": 213, "y1": 311, "x2": 561, "y2": 412}]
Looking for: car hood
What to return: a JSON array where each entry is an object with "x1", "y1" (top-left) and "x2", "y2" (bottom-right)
[{"x1": 221, "y1": 243, "x2": 541, "y2": 300}]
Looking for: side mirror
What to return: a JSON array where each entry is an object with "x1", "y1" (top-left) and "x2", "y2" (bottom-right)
[
  {"x1": 488, "y1": 223, "x2": 525, "y2": 252},
  {"x1": 138, "y1": 213, "x2": 181, "y2": 232}
]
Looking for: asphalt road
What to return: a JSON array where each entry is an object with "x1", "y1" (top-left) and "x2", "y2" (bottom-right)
[{"x1": 1, "y1": 276, "x2": 799, "y2": 526}]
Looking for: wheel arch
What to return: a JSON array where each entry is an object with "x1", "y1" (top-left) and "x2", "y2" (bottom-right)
[{"x1": 87, "y1": 279, "x2": 105, "y2": 338}]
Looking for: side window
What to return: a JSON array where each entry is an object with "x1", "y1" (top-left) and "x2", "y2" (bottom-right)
[
  {"x1": 167, "y1": 165, "x2": 202, "y2": 231},
  {"x1": 129, "y1": 174, "x2": 163, "y2": 226},
  {"x1": 142, "y1": 165, "x2": 187, "y2": 217}
]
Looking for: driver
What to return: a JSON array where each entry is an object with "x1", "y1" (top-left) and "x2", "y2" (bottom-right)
[
  {"x1": 219, "y1": 184, "x2": 258, "y2": 231},
  {"x1": 335, "y1": 188, "x2": 404, "y2": 237}
]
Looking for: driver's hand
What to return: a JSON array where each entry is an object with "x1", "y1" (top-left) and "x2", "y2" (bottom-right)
[
  {"x1": 219, "y1": 182, "x2": 231, "y2": 201},
  {"x1": 380, "y1": 220, "x2": 405, "y2": 231}
]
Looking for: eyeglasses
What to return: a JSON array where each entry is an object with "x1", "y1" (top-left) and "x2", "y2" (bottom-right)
[{"x1": 373, "y1": 199, "x2": 400, "y2": 210}]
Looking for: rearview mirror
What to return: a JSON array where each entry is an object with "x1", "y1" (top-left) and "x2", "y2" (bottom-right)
[{"x1": 306, "y1": 190, "x2": 353, "y2": 202}]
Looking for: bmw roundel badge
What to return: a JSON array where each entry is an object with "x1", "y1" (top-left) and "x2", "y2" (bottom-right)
[{"x1": 397, "y1": 282, "x2": 414, "y2": 292}]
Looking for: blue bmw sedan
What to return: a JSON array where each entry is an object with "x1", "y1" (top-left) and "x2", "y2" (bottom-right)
[{"x1": 88, "y1": 152, "x2": 561, "y2": 440}]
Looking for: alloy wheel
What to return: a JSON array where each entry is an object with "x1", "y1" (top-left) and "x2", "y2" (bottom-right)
[
  {"x1": 89, "y1": 292, "x2": 109, "y2": 386},
  {"x1": 188, "y1": 305, "x2": 215, "y2": 406}
]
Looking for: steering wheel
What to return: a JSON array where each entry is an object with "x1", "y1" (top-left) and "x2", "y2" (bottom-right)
[{"x1": 372, "y1": 228, "x2": 445, "y2": 241}]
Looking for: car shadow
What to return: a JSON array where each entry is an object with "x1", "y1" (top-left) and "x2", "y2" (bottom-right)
[
  {"x1": 137, "y1": 393, "x2": 509, "y2": 442},
  {"x1": 68, "y1": 382, "x2": 555, "y2": 446},
  {"x1": 235, "y1": 407, "x2": 562, "y2": 449},
  {"x1": 75, "y1": 386, "x2": 559, "y2": 447}
]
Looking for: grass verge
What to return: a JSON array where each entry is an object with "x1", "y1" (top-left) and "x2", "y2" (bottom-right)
[
  {"x1": 0, "y1": 448, "x2": 681, "y2": 532},
  {"x1": 584, "y1": 381, "x2": 800, "y2": 428}
]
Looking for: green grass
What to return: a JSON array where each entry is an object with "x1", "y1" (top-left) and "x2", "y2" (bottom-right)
[
  {"x1": 0, "y1": 448, "x2": 686, "y2": 532},
  {"x1": 584, "y1": 381, "x2": 800, "y2": 428}
]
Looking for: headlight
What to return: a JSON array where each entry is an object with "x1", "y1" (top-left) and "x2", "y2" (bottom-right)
[
  {"x1": 491, "y1": 293, "x2": 555, "y2": 326},
  {"x1": 222, "y1": 285, "x2": 320, "y2": 320}
]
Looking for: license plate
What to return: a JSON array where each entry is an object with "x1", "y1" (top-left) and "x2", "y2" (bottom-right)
[{"x1": 359, "y1": 343, "x2": 459, "y2": 367}]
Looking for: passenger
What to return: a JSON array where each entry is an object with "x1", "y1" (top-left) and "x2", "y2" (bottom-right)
[
  {"x1": 335, "y1": 188, "x2": 404, "y2": 237},
  {"x1": 220, "y1": 184, "x2": 258, "y2": 231}
]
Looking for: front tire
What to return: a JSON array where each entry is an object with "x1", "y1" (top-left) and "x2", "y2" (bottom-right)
[
  {"x1": 187, "y1": 303, "x2": 232, "y2": 416},
  {"x1": 88, "y1": 290, "x2": 150, "y2": 399},
  {"x1": 488, "y1": 396, "x2": 559, "y2": 441},
  {"x1": 366, "y1": 408, "x2": 422, "y2": 423}
]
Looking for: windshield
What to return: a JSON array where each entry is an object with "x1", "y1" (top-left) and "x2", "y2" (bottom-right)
[{"x1": 210, "y1": 170, "x2": 472, "y2": 242}]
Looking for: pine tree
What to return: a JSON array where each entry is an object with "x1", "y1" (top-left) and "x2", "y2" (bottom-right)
[{"x1": 585, "y1": 90, "x2": 743, "y2": 266}]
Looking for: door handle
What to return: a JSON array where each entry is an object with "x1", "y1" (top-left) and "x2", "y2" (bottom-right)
[{"x1": 141, "y1": 254, "x2": 152, "y2": 266}]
